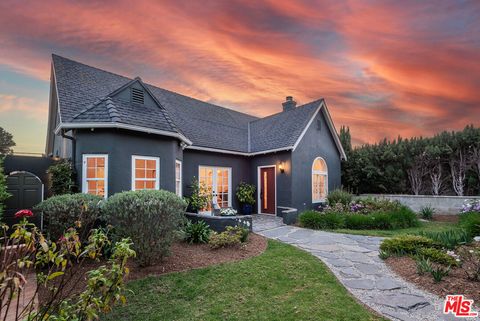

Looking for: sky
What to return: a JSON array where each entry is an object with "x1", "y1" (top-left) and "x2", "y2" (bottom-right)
[{"x1": 0, "y1": 0, "x2": 479, "y2": 153}]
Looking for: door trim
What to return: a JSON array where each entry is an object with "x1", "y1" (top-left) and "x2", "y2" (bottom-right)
[{"x1": 257, "y1": 165, "x2": 277, "y2": 215}]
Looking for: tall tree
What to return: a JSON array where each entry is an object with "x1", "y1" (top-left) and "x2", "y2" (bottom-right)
[
  {"x1": 0, "y1": 127, "x2": 15, "y2": 155},
  {"x1": 339, "y1": 126, "x2": 352, "y2": 154}
]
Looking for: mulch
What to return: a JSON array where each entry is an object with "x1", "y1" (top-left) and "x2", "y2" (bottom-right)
[
  {"x1": 385, "y1": 246, "x2": 480, "y2": 304},
  {"x1": 432, "y1": 214, "x2": 459, "y2": 223},
  {"x1": 38, "y1": 233, "x2": 267, "y2": 304}
]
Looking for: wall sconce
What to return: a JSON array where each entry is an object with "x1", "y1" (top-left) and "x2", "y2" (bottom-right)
[{"x1": 279, "y1": 162, "x2": 285, "y2": 173}]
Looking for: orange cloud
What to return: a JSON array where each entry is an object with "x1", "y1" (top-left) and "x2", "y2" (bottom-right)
[{"x1": 0, "y1": 0, "x2": 478, "y2": 149}]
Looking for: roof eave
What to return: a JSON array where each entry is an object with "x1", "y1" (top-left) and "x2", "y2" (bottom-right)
[{"x1": 54, "y1": 122, "x2": 192, "y2": 145}]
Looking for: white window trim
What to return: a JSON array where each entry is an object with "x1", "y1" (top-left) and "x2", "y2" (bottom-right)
[
  {"x1": 198, "y1": 165, "x2": 232, "y2": 208},
  {"x1": 312, "y1": 157, "x2": 328, "y2": 203},
  {"x1": 257, "y1": 165, "x2": 277, "y2": 215},
  {"x1": 82, "y1": 154, "x2": 109, "y2": 199},
  {"x1": 131, "y1": 155, "x2": 160, "y2": 191},
  {"x1": 175, "y1": 160, "x2": 182, "y2": 197}
]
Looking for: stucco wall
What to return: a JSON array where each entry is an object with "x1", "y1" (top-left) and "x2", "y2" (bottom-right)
[
  {"x1": 75, "y1": 128, "x2": 180, "y2": 196},
  {"x1": 250, "y1": 151, "x2": 292, "y2": 213},
  {"x1": 359, "y1": 194, "x2": 480, "y2": 214},
  {"x1": 182, "y1": 149, "x2": 250, "y2": 209},
  {"x1": 291, "y1": 109, "x2": 342, "y2": 212}
]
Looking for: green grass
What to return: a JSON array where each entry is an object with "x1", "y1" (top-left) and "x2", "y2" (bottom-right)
[
  {"x1": 332, "y1": 221, "x2": 460, "y2": 237},
  {"x1": 102, "y1": 240, "x2": 384, "y2": 321}
]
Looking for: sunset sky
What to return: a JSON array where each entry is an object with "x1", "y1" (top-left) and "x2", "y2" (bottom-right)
[{"x1": 0, "y1": 0, "x2": 479, "y2": 153}]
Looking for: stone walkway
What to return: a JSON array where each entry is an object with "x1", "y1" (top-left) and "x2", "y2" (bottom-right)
[{"x1": 251, "y1": 215, "x2": 479, "y2": 321}]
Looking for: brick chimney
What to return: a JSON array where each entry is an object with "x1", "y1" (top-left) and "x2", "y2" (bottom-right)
[{"x1": 282, "y1": 96, "x2": 297, "y2": 111}]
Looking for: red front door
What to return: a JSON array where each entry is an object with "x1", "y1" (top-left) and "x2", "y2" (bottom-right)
[{"x1": 260, "y1": 167, "x2": 276, "y2": 214}]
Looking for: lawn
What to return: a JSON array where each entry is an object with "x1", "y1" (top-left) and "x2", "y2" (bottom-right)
[
  {"x1": 332, "y1": 221, "x2": 460, "y2": 237},
  {"x1": 102, "y1": 240, "x2": 385, "y2": 321}
]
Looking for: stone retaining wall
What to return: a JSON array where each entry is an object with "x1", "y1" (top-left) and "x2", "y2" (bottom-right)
[{"x1": 359, "y1": 194, "x2": 480, "y2": 214}]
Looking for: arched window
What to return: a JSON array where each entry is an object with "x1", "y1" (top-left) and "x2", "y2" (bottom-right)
[{"x1": 312, "y1": 157, "x2": 328, "y2": 203}]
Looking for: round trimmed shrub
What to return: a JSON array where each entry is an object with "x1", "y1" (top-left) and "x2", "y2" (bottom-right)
[
  {"x1": 380, "y1": 235, "x2": 438, "y2": 255},
  {"x1": 35, "y1": 193, "x2": 103, "y2": 241},
  {"x1": 103, "y1": 190, "x2": 187, "y2": 267},
  {"x1": 326, "y1": 189, "x2": 352, "y2": 206}
]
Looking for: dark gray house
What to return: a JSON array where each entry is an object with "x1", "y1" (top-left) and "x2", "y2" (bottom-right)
[{"x1": 45, "y1": 55, "x2": 346, "y2": 215}]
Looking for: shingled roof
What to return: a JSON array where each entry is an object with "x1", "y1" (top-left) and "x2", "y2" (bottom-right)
[{"x1": 52, "y1": 54, "x2": 345, "y2": 158}]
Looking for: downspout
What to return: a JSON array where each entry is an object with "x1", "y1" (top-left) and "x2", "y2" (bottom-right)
[{"x1": 61, "y1": 129, "x2": 77, "y2": 174}]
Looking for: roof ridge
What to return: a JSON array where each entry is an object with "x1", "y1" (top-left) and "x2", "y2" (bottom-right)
[
  {"x1": 71, "y1": 97, "x2": 107, "y2": 120},
  {"x1": 249, "y1": 98, "x2": 324, "y2": 124}
]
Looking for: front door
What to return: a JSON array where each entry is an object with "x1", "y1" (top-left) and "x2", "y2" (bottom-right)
[{"x1": 259, "y1": 166, "x2": 276, "y2": 214}]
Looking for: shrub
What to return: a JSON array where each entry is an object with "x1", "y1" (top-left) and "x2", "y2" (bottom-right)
[
  {"x1": 47, "y1": 160, "x2": 76, "y2": 195},
  {"x1": 299, "y1": 210, "x2": 345, "y2": 229},
  {"x1": 380, "y1": 235, "x2": 437, "y2": 255},
  {"x1": 345, "y1": 214, "x2": 374, "y2": 229},
  {"x1": 431, "y1": 266, "x2": 450, "y2": 283},
  {"x1": 417, "y1": 229, "x2": 472, "y2": 249},
  {"x1": 227, "y1": 225, "x2": 249, "y2": 243},
  {"x1": 415, "y1": 257, "x2": 433, "y2": 275},
  {"x1": 35, "y1": 193, "x2": 103, "y2": 241},
  {"x1": 387, "y1": 206, "x2": 419, "y2": 229},
  {"x1": 419, "y1": 205, "x2": 434, "y2": 220},
  {"x1": 460, "y1": 212, "x2": 480, "y2": 238},
  {"x1": 327, "y1": 189, "x2": 352, "y2": 206},
  {"x1": 103, "y1": 190, "x2": 187, "y2": 267},
  {"x1": 208, "y1": 226, "x2": 248, "y2": 249},
  {"x1": 1, "y1": 219, "x2": 135, "y2": 320},
  {"x1": 183, "y1": 220, "x2": 211, "y2": 244},
  {"x1": 0, "y1": 158, "x2": 10, "y2": 221},
  {"x1": 417, "y1": 247, "x2": 458, "y2": 266}
]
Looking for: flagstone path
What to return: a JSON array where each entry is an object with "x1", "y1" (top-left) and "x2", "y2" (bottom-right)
[{"x1": 251, "y1": 215, "x2": 478, "y2": 321}]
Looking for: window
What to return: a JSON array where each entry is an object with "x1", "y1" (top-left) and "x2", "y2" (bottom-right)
[
  {"x1": 312, "y1": 157, "x2": 328, "y2": 203},
  {"x1": 175, "y1": 160, "x2": 182, "y2": 196},
  {"x1": 82, "y1": 154, "x2": 108, "y2": 198},
  {"x1": 132, "y1": 156, "x2": 159, "y2": 190}
]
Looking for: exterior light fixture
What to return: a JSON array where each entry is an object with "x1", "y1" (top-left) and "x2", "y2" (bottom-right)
[{"x1": 279, "y1": 162, "x2": 285, "y2": 173}]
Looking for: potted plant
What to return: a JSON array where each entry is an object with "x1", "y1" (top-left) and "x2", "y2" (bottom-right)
[{"x1": 236, "y1": 182, "x2": 256, "y2": 215}]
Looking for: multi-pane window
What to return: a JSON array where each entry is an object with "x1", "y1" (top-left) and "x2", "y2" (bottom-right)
[
  {"x1": 82, "y1": 154, "x2": 108, "y2": 198},
  {"x1": 175, "y1": 160, "x2": 182, "y2": 197},
  {"x1": 132, "y1": 156, "x2": 159, "y2": 190},
  {"x1": 312, "y1": 157, "x2": 328, "y2": 203}
]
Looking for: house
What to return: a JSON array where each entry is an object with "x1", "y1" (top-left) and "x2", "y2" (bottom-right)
[{"x1": 45, "y1": 55, "x2": 346, "y2": 215}]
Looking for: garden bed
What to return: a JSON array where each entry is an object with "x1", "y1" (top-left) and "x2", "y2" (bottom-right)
[
  {"x1": 38, "y1": 233, "x2": 267, "y2": 304},
  {"x1": 385, "y1": 243, "x2": 480, "y2": 304}
]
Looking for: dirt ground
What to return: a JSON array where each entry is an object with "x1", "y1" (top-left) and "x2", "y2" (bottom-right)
[
  {"x1": 385, "y1": 244, "x2": 480, "y2": 304},
  {"x1": 38, "y1": 233, "x2": 268, "y2": 304}
]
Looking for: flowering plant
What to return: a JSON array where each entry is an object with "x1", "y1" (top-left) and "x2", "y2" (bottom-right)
[
  {"x1": 14, "y1": 209, "x2": 34, "y2": 219},
  {"x1": 461, "y1": 199, "x2": 480, "y2": 214},
  {"x1": 220, "y1": 208, "x2": 237, "y2": 216}
]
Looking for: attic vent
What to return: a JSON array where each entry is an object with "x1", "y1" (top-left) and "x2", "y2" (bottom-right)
[{"x1": 131, "y1": 88, "x2": 145, "y2": 105}]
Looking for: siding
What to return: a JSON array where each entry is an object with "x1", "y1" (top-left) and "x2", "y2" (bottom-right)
[
  {"x1": 75, "y1": 128, "x2": 178, "y2": 196},
  {"x1": 182, "y1": 149, "x2": 250, "y2": 209},
  {"x1": 291, "y1": 109, "x2": 342, "y2": 211}
]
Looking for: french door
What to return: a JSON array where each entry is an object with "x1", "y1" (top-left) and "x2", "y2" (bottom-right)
[{"x1": 198, "y1": 166, "x2": 232, "y2": 212}]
